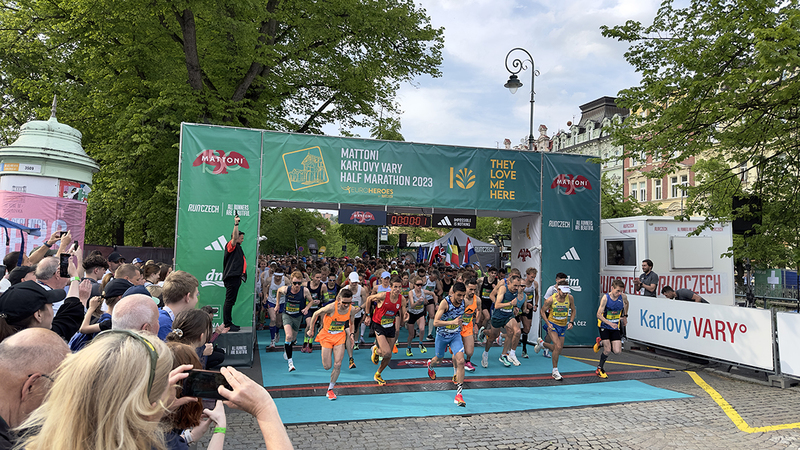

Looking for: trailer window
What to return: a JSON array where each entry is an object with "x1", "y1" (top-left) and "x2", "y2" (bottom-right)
[{"x1": 606, "y1": 240, "x2": 636, "y2": 266}]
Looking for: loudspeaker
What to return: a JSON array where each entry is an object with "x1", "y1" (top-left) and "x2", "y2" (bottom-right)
[
  {"x1": 399, "y1": 233, "x2": 408, "y2": 248},
  {"x1": 732, "y1": 195, "x2": 762, "y2": 235}
]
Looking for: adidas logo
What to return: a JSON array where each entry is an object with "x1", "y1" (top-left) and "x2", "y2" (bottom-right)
[
  {"x1": 560, "y1": 247, "x2": 581, "y2": 261},
  {"x1": 437, "y1": 216, "x2": 453, "y2": 226},
  {"x1": 205, "y1": 236, "x2": 228, "y2": 251}
]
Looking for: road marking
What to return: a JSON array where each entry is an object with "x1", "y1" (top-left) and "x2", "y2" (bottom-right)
[
  {"x1": 565, "y1": 356, "x2": 676, "y2": 371},
  {"x1": 687, "y1": 370, "x2": 800, "y2": 432}
]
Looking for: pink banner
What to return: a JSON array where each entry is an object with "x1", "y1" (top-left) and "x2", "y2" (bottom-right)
[{"x1": 0, "y1": 190, "x2": 87, "y2": 260}]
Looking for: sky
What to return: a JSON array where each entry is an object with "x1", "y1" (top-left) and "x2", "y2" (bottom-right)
[{"x1": 322, "y1": 0, "x2": 662, "y2": 148}]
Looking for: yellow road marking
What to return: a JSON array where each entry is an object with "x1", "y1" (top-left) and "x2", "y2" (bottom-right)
[
  {"x1": 687, "y1": 371, "x2": 800, "y2": 433},
  {"x1": 564, "y1": 356, "x2": 676, "y2": 371}
]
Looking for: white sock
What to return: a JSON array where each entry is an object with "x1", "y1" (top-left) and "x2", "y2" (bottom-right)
[
  {"x1": 428, "y1": 318, "x2": 435, "y2": 335},
  {"x1": 360, "y1": 322, "x2": 366, "y2": 338},
  {"x1": 328, "y1": 382, "x2": 335, "y2": 390},
  {"x1": 509, "y1": 349, "x2": 516, "y2": 357}
]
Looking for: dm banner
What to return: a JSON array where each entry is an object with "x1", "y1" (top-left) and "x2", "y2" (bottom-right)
[
  {"x1": 175, "y1": 124, "x2": 263, "y2": 328},
  {"x1": 540, "y1": 153, "x2": 601, "y2": 346},
  {"x1": 261, "y1": 131, "x2": 541, "y2": 213}
]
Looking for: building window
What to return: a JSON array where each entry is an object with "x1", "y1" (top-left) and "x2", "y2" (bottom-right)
[
  {"x1": 654, "y1": 179, "x2": 662, "y2": 200},
  {"x1": 681, "y1": 174, "x2": 689, "y2": 193},
  {"x1": 671, "y1": 176, "x2": 679, "y2": 198},
  {"x1": 639, "y1": 182, "x2": 646, "y2": 202},
  {"x1": 631, "y1": 184, "x2": 638, "y2": 201}
]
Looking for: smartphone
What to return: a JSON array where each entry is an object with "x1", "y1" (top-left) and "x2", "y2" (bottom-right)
[
  {"x1": 201, "y1": 398, "x2": 217, "y2": 410},
  {"x1": 72, "y1": 241, "x2": 79, "y2": 252},
  {"x1": 55, "y1": 231, "x2": 64, "y2": 239},
  {"x1": 59, "y1": 253, "x2": 70, "y2": 278},
  {"x1": 0, "y1": 265, "x2": 6, "y2": 279},
  {"x1": 180, "y1": 370, "x2": 231, "y2": 401}
]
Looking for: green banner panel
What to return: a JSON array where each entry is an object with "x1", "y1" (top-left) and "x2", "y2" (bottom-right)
[
  {"x1": 541, "y1": 153, "x2": 601, "y2": 346},
  {"x1": 261, "y1": 131, "x2": 541, "y2": 212},
  {"x1": 175, "y1": 124, "x2": 262, "y2": 327}
]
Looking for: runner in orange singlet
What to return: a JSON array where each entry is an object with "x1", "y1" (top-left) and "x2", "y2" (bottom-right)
[
  {"x1": 460, "y1": 278, "x2": 481, "y2": 372},
  {"x1": 306, "y1": 289, "x2": 359, "y2": 400}
]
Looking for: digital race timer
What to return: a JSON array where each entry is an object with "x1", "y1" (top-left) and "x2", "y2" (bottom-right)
[{"x1": 387, "y1": 213, "x2": 432, "y2": 228}]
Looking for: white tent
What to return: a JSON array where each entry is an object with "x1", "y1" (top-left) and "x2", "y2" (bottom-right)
[{"x1": 418, "y1": 228, "x2": 499, "y2": 268}]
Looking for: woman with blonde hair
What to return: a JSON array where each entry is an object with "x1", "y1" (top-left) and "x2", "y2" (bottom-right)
[{"x1": 14, "y1": 329, "x2": 192, "y2": 450}]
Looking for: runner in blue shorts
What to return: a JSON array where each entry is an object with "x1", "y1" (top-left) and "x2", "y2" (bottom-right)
[
  {"x1": 426, "y1": 282, "x2": 468, "y2": 407},
  {"x1": 535, "y1": 280, "x2": 576, "y2": 381}
]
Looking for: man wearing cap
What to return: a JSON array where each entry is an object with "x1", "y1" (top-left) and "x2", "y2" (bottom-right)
[
  {"x1": 106, "y1": 252, "x2": 125, "y2": 275},
  {"x1": 264, "y1": 268, "x2": 286, "y2": 349},
  {"x1": 0, "y1": 328, "x2": 70, "y2": 449},
  {"x1": 6, "y1": 267, "x2": 36, "y2": 287},
  {"x1": 222, "y1": 214, "x2": 246, "y2": 332},
  {"x1": 0, "y1": 277, "x2": 88, "y2": 343},
  {"x1": 535, "y1": 280, "x2": 577, "y2": 381}
]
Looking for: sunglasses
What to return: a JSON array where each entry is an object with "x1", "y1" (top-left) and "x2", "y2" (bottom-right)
[
  {"x1": 340, "y1": 301, "x2": 352, "y2": 305},
  {"x1": 415, "y1": 283, "x2": 424, "y2": 286},
  {"x1": 292, "y1": 281, "x2": 302, "y2": 285},
  {"x1": 97, "y1": 330, "x2": 158, "y2": 397}
]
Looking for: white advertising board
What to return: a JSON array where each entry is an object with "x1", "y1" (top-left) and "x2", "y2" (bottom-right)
[
  {"x1": 626, "y1": 295, "x2": 774, "y2": 371},
  {"x1": 776, "y1": 312, "x2": 800, "y2": 378}
]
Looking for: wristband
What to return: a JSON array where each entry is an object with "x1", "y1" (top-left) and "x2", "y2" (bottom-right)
[
  {"x1": 71, "y1": 276, "x2": 80, "y2": 282},
  {"x1": 213, "y1": 427, "x2": 226, "y2": 434},
  {"x1": 43, "y1": 241, "x2": 53, "y2": 248},
  {"x1": 622, "y1": 315, "x2": 629, "y2": 318}
]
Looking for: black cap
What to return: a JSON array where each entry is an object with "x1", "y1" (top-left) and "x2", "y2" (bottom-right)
[
  {"x1": 103, "y1": 278, "x2": 134, "y2": 298},
  {"x1": 122, "y1": 285, "x2": 151, "y2": 298},
  {"x1": 108, "y1": 252, "x2": 125, "y2": 263},
  {"x1": 7, "y1": 265, "x2": 36, "y2": 286},
  {"x1": 0, "y1": 280, "x2": 66, "y2": 323}
]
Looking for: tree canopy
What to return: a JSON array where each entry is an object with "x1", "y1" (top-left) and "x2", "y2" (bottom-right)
[
  {"x1": 0, "y1": 0, "x2": 443, "y2": 247},
  {"x1": 602, "y1": 0, "x2": 800, "y2": 265}
]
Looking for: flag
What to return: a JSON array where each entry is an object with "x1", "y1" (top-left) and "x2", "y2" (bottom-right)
[
  {"x1": 464, "y1": 237, "x2": 475, "y2": 266},
  {"x1": 427, "y1": 244, "x2": 439, "y2": 266},
  {"x1": 450, "y1": 237, "x2": 460, "y2": 266},
  {"x1": 444, "y1": 239, "x2": 453, "y2": 266}
]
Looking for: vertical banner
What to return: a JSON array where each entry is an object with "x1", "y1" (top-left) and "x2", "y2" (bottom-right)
[
  {"x1": 0, "y1": 191, "x2": 87, "y2": 259},
  {"x1": 176, "y1": 124, "x2": 262, "y2": 328},
  {"x1": 541, "y1": 153, "x2": 601, "y2": 345},
  {"x1": 511, "y1": 214, "x2": 542, "y2": 342}
]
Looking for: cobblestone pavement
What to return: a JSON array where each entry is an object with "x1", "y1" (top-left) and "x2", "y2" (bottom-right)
[{"x1": 200, "y1": 348, "x2": 800, "y2": 449}]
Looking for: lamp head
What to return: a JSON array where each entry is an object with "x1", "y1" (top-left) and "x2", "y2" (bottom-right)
[{"x1": 504, "y1": 74, "x2": 523, "y2": 94}]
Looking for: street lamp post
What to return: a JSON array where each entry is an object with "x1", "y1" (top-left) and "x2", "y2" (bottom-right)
[{"x1": 504, "y1": 48, "x2": 539, "y2": 151}]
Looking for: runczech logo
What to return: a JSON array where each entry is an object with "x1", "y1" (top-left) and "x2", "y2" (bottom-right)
[
  {"x1": 517, "y1": 249, "x2": 531, "y2": 261},
  {"x1": 551, "y1": 174, "x2": 592, "y2": 195},
  {"x1": 193, "y1": 150, "x2": 250, "y2": 175},
  {"x1": 452, "y1": 168, "x2": 475, "y2": 189},
  {"x1": 350, "y1": 211, "x2": 376, "y2": 223},
  {"x1": 282, "y1": 146, "x2": 329, "y2": 191}
]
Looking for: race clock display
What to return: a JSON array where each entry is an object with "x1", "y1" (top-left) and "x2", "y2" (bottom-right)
[{"x1": 387, "y1": 213, "x2": 432, "y2": 228}]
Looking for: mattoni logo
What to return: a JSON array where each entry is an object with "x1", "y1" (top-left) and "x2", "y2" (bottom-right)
[
  {"x1": 202, "y1": 269, "x2": 224, "y2": 288},
  {"x1": 518, "y1": 249, "x2": 532, "y2": 261},
  {"x1": 561, "y1": 247, "x2": 581, "y2": 261},
  {"x1": 205, "y1": 235, "x2": 228, "y2": 251},
  {"x1": 551, "y1": 174, "x2": 592, "y2": 195},
  {"x1": 350, "y1": 211, "x2": 376, "y2": 223},
  {"x1": 193, "y1": 150, "x2": 250, "y2": 175}
]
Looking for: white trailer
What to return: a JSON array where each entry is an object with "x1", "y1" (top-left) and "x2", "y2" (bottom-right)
[{"x1": 600, "y1": 216, "x2": 735, "y2": 305}]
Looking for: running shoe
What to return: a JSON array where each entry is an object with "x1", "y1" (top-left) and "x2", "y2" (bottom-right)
[
  {"x1": 508, "y1": 353, "x2": 521, "y2": 366},
  {"x1": 269, "y1": 340, "x2": 276, "y2": 349},
  {"x1": 452, "y1": 374, "x2": 457, "y2": 384},
  {"x1": 349, "y1": 357, "x2": 356, "y2": 369},
  {"x1": 454, "y1": 393, "x2": 466, "y2": 407},
  {"x1": 425, "y1": 334, "x2": 435, "y2": 341},
  {"x1": 552, "y1": 370, "x2": 562, "y2": 381},
  {"x1": 326, "y1": 389, "x2": 337, "y2": 400},
  {"x1": 593, "y1": 337, "x2": 601, "y2": 353},
  {"x1": 371, "y1": 345, "x2": 380, "y2": 365},
  {"x1": 499, "y1": 355, "x2": 511, "y2": 367},
  {"x1": 477, "y1": 326, "x2": 486, "y2": 342},
  {"x1": 406, "y1": 348, "x2": 413, "y2": 357},
  {"x1": 543, "y1": 348, "x2": 552, "y2": 358},
  {"x1": 307, "y1": 343, "x2": 313, "y2": 354},
  {"x1": 521, "y1": 351, "x2": 528, "y2": 359},
  {"x1": 447, "y1": 345, "x2": 453, "y2": 355},
  {"x1": 464, "y1": 361, "x2": 476, "y2": 372},
  {"x1": 374, "y1": 372, "x2": 386, "y2": 386},
  {"x1": 420, "y1": 344, "x2": 427, "y2": 354},
  {"x1": 481, "y1": 352, "x2": 489, "y2": 368},
  {"x1": 596, "y1": 367, "x2": 608, "y2": 379},
  {"x1": 534, "y1": 337, "x2": 544, "y2": 354},
  {"x1": 426, "y1": 359, "x2": 436, "y2": 380},
  {"x1": 288, "y1": 359, "x2": 296, "y2": 372},
  {"x1": 283, "y1": 351, "x2": 288, "y2": 361},
  {"x1": 300, "y1": 343, "x2": 308, "y2": 353},
  {"x1": 393, "y1": 343, "x2": 398, "y2": 354}
]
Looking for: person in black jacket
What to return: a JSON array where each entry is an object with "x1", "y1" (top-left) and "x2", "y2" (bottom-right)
[{"x1": 222, "y1": 214, "x2": 246, "y2": 332}]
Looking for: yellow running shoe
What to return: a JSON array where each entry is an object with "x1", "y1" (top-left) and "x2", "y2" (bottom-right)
[
  {"x1": 374, "y1": 371, "x2": 386, "y2": 386},
  {"x1": 371, "y1": 345, "x2": 379, "y2": 365},
  {"x1": 393, "y1": 343, "x2": 398, "y2": 354},
  {"x1": 593, "y1": 337, "x2": 601, "y2": 353},
  {"x1": 596, "y1": 367, "x2": 608, "y2": 379}
]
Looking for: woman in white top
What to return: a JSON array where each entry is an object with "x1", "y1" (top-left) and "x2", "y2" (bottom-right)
[{"x1": 404, "y1": 276, "x2": 428, "y2": 356}]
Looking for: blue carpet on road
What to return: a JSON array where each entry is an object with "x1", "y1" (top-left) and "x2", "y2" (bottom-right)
[{"x1": 273, "y1": 380, "x2": 692, "y2": 424}]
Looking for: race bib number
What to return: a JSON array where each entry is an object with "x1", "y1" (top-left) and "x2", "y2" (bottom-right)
[
  {"x1": 329, "y1": 321, "x2": 345, "y2": 333},
  {"x1": 286, "y1": 303, "x2": 300, "y2": 313},
  {"x1": 461, "y1": 313, "x2": 473, "y2": 325},
  {"x1": 607, "y1": 310, "x2": 621, "y2": 322},
  {"x1": 381, "y1": 312, "x2": 396, "y2": 327},
  {"x1": 481, "y1": 288, "x2": 491, "y2": 298},
  {"x1": 445, "y1": 323, "x2": 459, "y2": 330}
]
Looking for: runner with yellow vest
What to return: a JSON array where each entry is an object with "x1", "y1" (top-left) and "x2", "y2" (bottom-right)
[{"x1": 535, "y1": 280, "x2": 576, "y2": 381}]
